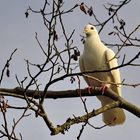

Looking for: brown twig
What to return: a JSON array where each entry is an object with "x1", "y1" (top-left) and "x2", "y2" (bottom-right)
[{"x1": 0, "y1": 49, "x2": 17, "y2": 86}]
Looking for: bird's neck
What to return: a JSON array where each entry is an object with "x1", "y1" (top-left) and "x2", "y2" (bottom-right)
[
  {"x1": 88, "y1": 33, "x2": 101, "y2": 41},
  {"x1": 84, "y1": 35, "x2": 107, "y2": 57},
  {"x1": 85, "y1": 34, "x2": 102, "y2": 48}
]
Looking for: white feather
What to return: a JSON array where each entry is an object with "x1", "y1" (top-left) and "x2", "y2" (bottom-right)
[{"x1": 79, "y1": 24, "x2": 125, "y2": 126}]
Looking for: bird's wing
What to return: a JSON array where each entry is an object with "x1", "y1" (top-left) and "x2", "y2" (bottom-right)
[
  {"x1": 79, "y1": 55, "x2": 90, "y2": 85},
  {"x1": 105, "y1": 49, "x2": 121, "y2": 96},
  {"x1": 79, "y1": 55, "x2": 85, "y2": 73}
]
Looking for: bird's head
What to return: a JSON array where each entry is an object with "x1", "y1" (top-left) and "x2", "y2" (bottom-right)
[{"x1": 83, "y1": 24, "x2": 98, "y2": 37}]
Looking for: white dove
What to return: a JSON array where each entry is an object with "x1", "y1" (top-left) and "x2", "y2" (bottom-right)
[{"x1": 79, "y1": 24, "x2": 126, "y2": 126}]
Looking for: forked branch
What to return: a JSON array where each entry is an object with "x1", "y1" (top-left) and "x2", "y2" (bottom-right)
[{"x1": 0, "y1": 87, "x2": 140, "y2": 135}]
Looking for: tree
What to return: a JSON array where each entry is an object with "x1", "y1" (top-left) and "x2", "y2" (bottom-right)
[{"x1": 0, "y1": 0, "x2": 140, "y2": 139}]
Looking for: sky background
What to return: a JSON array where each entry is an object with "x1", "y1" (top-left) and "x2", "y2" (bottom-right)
[{"x1": 0, "y1": 0, "x2": 140, "y2": 140}]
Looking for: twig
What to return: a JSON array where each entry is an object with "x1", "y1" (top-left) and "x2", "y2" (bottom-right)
[{"x1": 0, "y1": 49, "x2": 17, "y2": 86}]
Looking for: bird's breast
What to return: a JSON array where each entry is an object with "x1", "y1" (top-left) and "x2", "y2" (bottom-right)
[{"x1": 83, "y1": 46, "x2": 107, "y2": 71}]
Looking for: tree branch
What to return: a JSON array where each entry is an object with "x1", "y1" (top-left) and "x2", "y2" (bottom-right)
[{"x1": 0, "y1": 87, "x2": 140, "y2": 118}]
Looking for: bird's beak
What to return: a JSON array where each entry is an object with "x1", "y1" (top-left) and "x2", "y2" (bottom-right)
[{"x1": 83, "y1": 28, "x2": 88, "y2": 34}]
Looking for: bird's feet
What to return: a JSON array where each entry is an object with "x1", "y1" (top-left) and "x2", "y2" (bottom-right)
[
  {"x1": 100, "y1": 85, "x2": 108, "y2": 95},
  {"x1": 86, "y1": 86, "x2": 94, "y2": 94}
]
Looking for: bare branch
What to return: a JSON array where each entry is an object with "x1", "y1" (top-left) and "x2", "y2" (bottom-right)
[
  {"x1": 0, "y1": 49, "x2": 17, "y2": 86},
  {"x1": 0, "y1": 87, "x2": 140, "y2": 117}
]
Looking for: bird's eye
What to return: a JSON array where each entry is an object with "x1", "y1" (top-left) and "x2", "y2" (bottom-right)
[{"x1": 90, "y1": 27, "x2": 94, "y2": 30}]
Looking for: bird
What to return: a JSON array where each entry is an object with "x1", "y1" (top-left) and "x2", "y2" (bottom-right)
[{"x1": 79, "y1": 24, "x2": 126, "y2": 126}]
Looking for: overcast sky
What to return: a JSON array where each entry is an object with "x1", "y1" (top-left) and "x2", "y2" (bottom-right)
[{"x1": 0, "y1": 0, "x2": 140, "y2": 140}]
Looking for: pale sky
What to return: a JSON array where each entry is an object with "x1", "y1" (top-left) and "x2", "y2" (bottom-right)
[{"x1": 0, "y1": 0, "x2": 140, "y2": 140}]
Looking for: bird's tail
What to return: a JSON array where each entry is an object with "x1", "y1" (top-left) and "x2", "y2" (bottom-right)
[{"x1": 98, "y1": 96, "x2": 126, "y2": 126}]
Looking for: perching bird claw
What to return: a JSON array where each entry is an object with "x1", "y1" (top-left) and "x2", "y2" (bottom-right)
[
  {"x1": 100, "y1": 85, "x2": 108, "y2": 95},
  {"x1": 86, "y1": 86, "x2": 93, "y2": 94}
]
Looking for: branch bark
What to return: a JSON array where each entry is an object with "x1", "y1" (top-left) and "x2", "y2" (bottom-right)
[{"x1": 0, "y1": 87, "x2": 140, "y2": 118}]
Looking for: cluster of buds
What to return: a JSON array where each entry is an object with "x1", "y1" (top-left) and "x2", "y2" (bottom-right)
[
  {"x1": 70, "y1": 76, "x2": 75, "y2": 84},
  {"x1": 6, "y1": 62, "x2": 10, "y2": 77},
  {"x1": 119, "y1": 19, "x2": 126, "y2": 30},
  {"x1": 71, "y1": 49, "x2": 80, "y2": 61},
  {"x1": 80, "y1": 3, "x2": 93, "y2": 16}
]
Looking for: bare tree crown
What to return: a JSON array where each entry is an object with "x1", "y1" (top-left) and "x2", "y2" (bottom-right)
[{"x1": 0, "y1": 0, "x2": 140, "y2": 139}]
